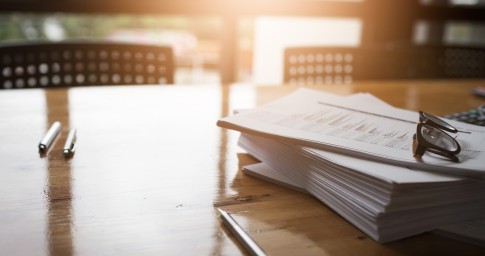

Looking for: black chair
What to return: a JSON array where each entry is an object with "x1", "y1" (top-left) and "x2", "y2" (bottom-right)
[
  {"x1": 437, "y1": 46, "x2": 485, "y2": 78},
  {"x1": 283, "y1": 47, "x2": 363, "y2": 85},
  {"x1": 0, "y1": 42, "x2": 174, "y2": 89},
  {"x1": 374, "y1": 45, "x2": 485, "y2": 79},
  {"x1": 283, "y1": 45, "x2": 485, "y2": 85}
]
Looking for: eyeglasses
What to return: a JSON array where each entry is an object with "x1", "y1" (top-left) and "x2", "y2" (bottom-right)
[{"x1": 412, "y1": 111, "x2": 461, "y2": 162}]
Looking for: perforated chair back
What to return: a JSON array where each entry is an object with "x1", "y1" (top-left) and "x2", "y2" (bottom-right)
[
  {"x1": 284, "y1": 47, "x2": 360, "y2": 85},
  {"x1": 438, "y1": 47, "x2": 485, "y2": 78},
  {"x1": 373, "y1": 46, "x2": 485, "y2": 79},
  {"x1": 0, "y1": 42, "x2": 174, "y2": 89},
  {"x1": 284, "y1": 46, "x2": 485, "y2": 85}
]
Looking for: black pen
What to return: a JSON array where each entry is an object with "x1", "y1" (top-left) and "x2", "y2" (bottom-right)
[
  {"x1": 63, "y1": 128, "x2": 76, "y2": 157},
  {"x1": 217, "y1": 208, "x2": 267, "y2": 256},
  {"x1": 38, "y1": 121, "x2": 61, "y2": 151}
]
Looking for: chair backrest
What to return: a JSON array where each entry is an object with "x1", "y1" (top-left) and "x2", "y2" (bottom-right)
[
  {"x1": 284, "y1": 45, "x2": 485, "y2": 85},
  {"x1": 437, "y1": 47, "x2": 485, "y2": 78},
  {"x1": 0, "y1": 42, "x2": 174, "y2": 89},
  {"x1": 374, "y1": 46, "x2": 485, "y2": 79},
  {"x1": 284, "y1": 47, "x2": 361, "y2": 85}
]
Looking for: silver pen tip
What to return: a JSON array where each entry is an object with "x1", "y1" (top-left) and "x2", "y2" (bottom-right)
[
  {"x1": 39, "y1": 144, "x2": 46, "y2": 150},
  {"x1": 63, "y1": 149, "x2": 70, "y2": 155}
]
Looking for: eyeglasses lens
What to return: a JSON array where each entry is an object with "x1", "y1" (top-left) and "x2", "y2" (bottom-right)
[{"x1": 420, "y1": 125, "x2": 459, "y2": 151}]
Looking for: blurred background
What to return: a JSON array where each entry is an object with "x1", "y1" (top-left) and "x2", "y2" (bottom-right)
[{"x1": 0, "y1": 0, "x2": 484, "y2": 85}]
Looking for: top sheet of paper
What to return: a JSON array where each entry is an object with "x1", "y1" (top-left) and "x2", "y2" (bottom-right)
[{"x1": 218, "y1": 88, "x2": 485, "y2": 179}]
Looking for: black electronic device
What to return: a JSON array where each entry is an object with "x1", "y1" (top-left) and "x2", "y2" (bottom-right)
[{"x1": 444, "y1": 105, "x2": 485, "y2": 126}]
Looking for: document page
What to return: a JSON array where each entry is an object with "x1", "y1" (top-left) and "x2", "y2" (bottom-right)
[{"x1": 218, "y1": 89, "x2": 485, "y2": 179}]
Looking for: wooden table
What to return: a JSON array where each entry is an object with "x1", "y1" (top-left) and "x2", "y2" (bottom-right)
[{"x1": 1, "y1": 79, "x2": 485, "y2": 255}]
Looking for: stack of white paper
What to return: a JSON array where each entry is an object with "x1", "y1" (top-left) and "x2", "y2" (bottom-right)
[{"x1": 217, "y1": 89, "x2": 485, "y2": 242}]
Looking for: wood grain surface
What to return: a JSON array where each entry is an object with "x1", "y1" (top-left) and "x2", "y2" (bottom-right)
[{"x1": 1, "y1": 80, "x2": 485, "y2": 255}]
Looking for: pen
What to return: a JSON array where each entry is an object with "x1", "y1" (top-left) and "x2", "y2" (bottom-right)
[
  {"x1": 38, "y1": 121, "x2": 61, "y2": 151},
  {"x1": 63, "y1": 128, "x2": 77, "y2": 157},
  {"x1": 217, "y1": 208, "x2": 267, "y2": 256}
]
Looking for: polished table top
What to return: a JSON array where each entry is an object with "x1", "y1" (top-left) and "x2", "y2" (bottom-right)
[{"x1": 1, "y1": 79, "x2": 485, "y2": 255}]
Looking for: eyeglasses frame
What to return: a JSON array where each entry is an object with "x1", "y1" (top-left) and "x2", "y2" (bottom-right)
[{"x1": 412, "y1": 111, "x2": 461, "y2": 162}]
